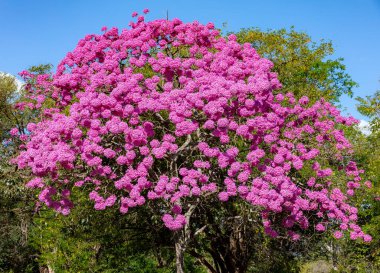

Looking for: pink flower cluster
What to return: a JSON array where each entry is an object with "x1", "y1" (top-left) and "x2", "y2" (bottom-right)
[{"x1": 14, "y1": 9, "x2": 371, "y2": 241}]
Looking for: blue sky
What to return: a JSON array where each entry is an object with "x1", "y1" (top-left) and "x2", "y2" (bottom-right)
[{"x1": 1, "y1": 0, "x2": 379, "y2": 120}]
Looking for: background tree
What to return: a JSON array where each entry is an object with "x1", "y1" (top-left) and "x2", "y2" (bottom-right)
[
  {"x1": 0, "y1": 73, "x2": 37, "y2": 272},
  {"x1": 234, "y1": 27, "x2": 357, "y2": 103},
  {"x1": 0, "y1": 73, "x2": 22, "y2": 138}
]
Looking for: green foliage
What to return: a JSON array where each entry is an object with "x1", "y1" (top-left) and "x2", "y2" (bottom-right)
[
  {"x1": 233, "y1": 27, "x2": 357, "y2": 103},
  {"x1": 0, "y1": 150, "x2": 38, "y2": 272},
  {"x1": 29, "y1": 188, "x2": 206, "y2": 272},
  {"x1": 357, "y1": 89, "x2": 380, "y2": 132},
  {"x1": 27, "y1": 64, "x2": 53, "y2": 75},
  {"x1": 0, "y1": 73, "x2": 19, "y2": 140}
]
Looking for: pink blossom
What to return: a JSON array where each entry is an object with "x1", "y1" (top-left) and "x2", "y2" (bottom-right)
[
  {"x1": 316, "y1": 223, "x2": 326, "y2": 232},
  {"x1": 333, "y1": 231, "x2": 343, "y2": 239},
  {"x1": 10, "y1": 127, "x2": 19, "y2": 136}
]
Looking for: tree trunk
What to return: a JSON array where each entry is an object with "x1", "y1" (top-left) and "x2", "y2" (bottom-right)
[
  {"x1": 174, "y1": 204, "x2": 197, "y2": 273},
  {"x1": 175, "y1": 238, "x2": 186, "y2": 273}
]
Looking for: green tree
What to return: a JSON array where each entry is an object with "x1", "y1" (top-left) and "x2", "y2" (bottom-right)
[
  {"x1": 0, "y1": 73, "x2": 20, "y2": 139},
  {"x1": 30, "y1": 190, "x2": 206, "y2": 273},
  {"x1": 234, "y1": 27, "x2": 357, "y2": 103},
  {"x1": 357, "y1": 90, "x2": 380, "y2": 132}
]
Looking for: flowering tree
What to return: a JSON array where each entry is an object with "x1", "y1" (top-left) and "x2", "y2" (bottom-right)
[{"x1": 12, "y1": 9, "x2": 371, "y2": 273}]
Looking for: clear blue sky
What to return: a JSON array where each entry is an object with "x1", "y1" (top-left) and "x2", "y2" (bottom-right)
[{"x1": 1, "y1": 0, "x2": 379, "y2": 120}]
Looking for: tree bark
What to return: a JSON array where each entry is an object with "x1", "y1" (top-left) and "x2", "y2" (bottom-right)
[
  {"x1": 174, "y1": 204, "x2": 197, "y2": 273},
  {"x1": 175, "y1": 237, "x2": 186, "y2": 273}
]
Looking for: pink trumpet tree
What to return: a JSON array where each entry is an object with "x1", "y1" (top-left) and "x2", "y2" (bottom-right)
[{"x1": 12, "y1": 9, "x2": 371, "y2": 272}]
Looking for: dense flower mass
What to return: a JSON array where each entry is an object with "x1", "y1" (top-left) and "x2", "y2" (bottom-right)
[{"x1": 13, "y1": 10, "x2": 371, "y2": 241}]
